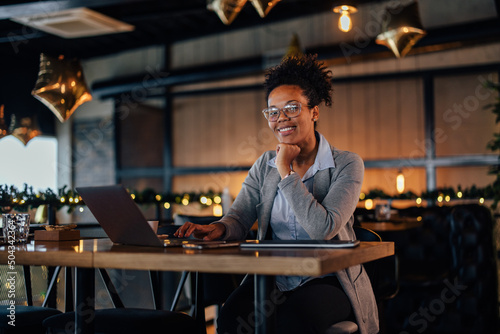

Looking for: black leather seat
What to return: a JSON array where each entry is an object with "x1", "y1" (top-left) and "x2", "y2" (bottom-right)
[
  {"x1": 43, "y1": 308, "x2": 197, "y2": 334},
  {"x1": 383, "y1": 204, "x2": 498, "y2": 334}
]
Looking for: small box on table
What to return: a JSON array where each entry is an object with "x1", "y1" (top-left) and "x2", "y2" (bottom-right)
[{"x1": 34, "y1": 229, "x2": 80, "y2": 241}]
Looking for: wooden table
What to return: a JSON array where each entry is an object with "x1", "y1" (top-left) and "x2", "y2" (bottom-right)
[
  {"x1": 361, "y1": 217, "x2": 423, "y2": 232},
  {"x1": 1, "y1": 238, "x2": 394, "y2": 334}
]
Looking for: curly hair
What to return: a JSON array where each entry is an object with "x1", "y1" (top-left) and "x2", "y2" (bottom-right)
[{"x1": 264, "y1": 54, "x2": 333, "y2": 107}]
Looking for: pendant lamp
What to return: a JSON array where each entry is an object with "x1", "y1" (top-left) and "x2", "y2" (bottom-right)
[
  {"x1": 251, "y1": 0, "x2": 281, "y2": 18},
  {"x1": 375, "y1": 1, "x2": 426, "y2": 58},
  {"x1": 283, "y1": 33, "x2": 303, "y2": 59},
  {"x1": 9, "y1": 114, "x2": 42, "y2": 146},
  {"x1": 32, "y1": 53, "x2": 92, "y2": 122},
  {"x1": 207, "y1": 0, "x2": 248, "y2": 25}
]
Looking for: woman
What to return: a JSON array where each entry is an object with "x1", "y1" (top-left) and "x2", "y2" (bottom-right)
[{"x1": 175, "y1": 54, "x2": 378, "y2": 334}]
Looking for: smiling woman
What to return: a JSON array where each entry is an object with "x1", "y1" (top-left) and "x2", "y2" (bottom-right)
[{"x1": 0, "y1": 136, "x2": 57, "y2": 191}]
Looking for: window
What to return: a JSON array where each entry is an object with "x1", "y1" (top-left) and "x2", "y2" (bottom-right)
[{"x1": 0, "y1": 136, "x2": 57, "y2": 191}]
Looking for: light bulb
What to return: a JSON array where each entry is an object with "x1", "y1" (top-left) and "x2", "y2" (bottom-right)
[
  {"x1": 339, "y1": 11, "x2": 352, "y2": 32},
  {"x1": 396, "y1": 170, "x2": 405, "y2": 194},
  {"x1": 333, "y1": 5, "x2": 357, "y2": 33}
]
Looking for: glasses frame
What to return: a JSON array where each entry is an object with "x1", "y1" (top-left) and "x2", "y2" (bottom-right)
[{"x1": 262, "y1": 102, "x2": 303, "y2": 122}]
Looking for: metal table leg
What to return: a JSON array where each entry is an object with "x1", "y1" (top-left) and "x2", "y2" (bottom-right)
[
  {"x1": 193, "y1": 272, "x2": 207, "y2": 334},
  {"x1": 75, "y1": 267, "x2": 95, "y2": 334},
  {"x1": 254, "y1": 274, "x2": 276, "y2": 334}
]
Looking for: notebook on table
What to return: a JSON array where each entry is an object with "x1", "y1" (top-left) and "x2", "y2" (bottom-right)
[
  {"x1": 240, "y1": 239, "x2": 360, "y2": 249},
  {"x1": 76, "y1": 185, "x2": 232, "y2": 248}
]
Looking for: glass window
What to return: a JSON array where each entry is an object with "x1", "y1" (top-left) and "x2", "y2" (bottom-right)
[{"x1": 0, "y1": 136, "x2": 57, "y2": 191}]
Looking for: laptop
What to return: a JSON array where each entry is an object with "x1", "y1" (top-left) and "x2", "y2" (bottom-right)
[
  {"x1": 76, "y1": 185, "x2": 230, "y2": 248},
  {"x1": 240, "y1": 239, "x2": 360, "y2": 249}
]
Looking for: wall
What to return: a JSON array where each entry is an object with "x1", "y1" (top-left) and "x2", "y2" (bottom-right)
[{"x1": 57, "y1": 8, "x2": 500, "y2": 221}]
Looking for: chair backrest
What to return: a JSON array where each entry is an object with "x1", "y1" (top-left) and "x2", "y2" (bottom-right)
[{"x1": 354, "y1": 226, "x2": 399, "y2": 301}]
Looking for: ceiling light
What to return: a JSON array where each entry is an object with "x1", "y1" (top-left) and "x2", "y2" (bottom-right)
[
  {"x1": 11, "y1": 7, "x2": 134, "y2": 39},
  {"x1": 375, "y1": 1, "x2": 426, "y2": 58},
  {"x1": 333, "y1": 4, "x2": 357, "y2": 32}
]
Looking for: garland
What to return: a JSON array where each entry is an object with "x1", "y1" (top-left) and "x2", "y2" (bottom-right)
[
  {"x1": 0, "y1": 183, "x2": 496, "y2": 214},
  {"x1": 0, "y1": 184, "x2": 221, "y2": 213}
]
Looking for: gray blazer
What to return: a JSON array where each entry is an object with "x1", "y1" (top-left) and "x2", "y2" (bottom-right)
[{"x1": 218, "y1": 146, "x2": 379, "y2": 334}]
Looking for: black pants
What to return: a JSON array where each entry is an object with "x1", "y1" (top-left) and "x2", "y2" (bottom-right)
[{"x1": 216, "y1": 275, "x2": 353, "y2": 334}]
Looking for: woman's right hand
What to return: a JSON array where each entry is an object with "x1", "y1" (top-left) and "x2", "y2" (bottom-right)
[
  {"x1": 174, "y1": 222, "x2": 226, "y2": 240},
  {"x1": 276, "y1": 143, "x2": 300, "y2": 178}
]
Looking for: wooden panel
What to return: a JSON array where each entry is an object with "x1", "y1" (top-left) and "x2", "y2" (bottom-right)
[
  {"x1": 172, "y1": 172, "x2": 248, "y2": 200},
  {"x1": 434, "y1": 72, "x2": 499, "y2": 156},
  {"x1": 320, "y1": 78, "x2": 425, "y2": 161},
  {"x1": 173, "y1": 90, "x2": 271, "y2": 167},
  {"x1": 436, "y1": 166, "x2": 496, "y2": 189},
  {"x1": 119, "y1": 103, "x2": 164, "y2": 168}
]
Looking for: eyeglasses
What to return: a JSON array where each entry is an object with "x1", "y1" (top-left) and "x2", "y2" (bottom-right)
[{"x1": 262, "y1": 102, "x2": 302, "y2": 122}]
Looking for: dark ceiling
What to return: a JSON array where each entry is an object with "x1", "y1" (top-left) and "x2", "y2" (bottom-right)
[
  {"x1": 1, "y1": 0, "x2": 498, "y2": 64},
  {"x1": 0, "y1": 0, "x2": 383, "y2": 61}
]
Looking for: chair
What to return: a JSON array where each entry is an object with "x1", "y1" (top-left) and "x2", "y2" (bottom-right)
[
  {"x1": 43, "y1": 267, "x2": 198, "y2": 334},
  {"x1": 383, "y1": 204, "x2": 498, "y2": 334},
  {"x1": 327, "y1": 226, "x2": 399, "y2": 334},
  {"x1": 0, "y1": 265, "x2": 62, "y2": 334}
]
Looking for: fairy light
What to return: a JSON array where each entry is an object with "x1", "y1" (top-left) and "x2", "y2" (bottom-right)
[
  {"x1": 213, "y1": 204, "x2": 223, "y2": 217},
  {"x1": 364, "y1": 199, "x2": 374, "y2": 210},
  {"x1": 213, "y1": 195, "x2": 222, "y2": 204},
  {"x1": 164, "y1": 202, "x2": 171, "y2": 210},
  {"x1": 416, "y1": 197, "x2": 422, "y2": 205},
  {"x1": 155, "y1": 195, "x2": 162, "y2": 201}
]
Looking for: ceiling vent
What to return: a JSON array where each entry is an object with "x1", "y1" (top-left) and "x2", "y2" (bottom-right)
[{"x1": 11, "y1": 7, "x2": 134, "y2": 39}]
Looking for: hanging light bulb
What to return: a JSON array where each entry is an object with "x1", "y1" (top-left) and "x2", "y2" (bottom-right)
[
  {"x1": 396, "y1": 169, "x2": 405, "y2": 194},
  {"x1": 333, "y1": 5, "x2": 357, "y2": 32}
]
